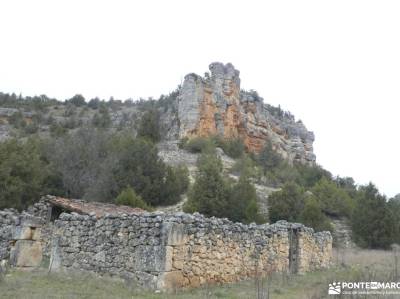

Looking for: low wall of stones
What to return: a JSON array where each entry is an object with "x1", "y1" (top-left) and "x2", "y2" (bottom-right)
[
  {"x1": 296, "y1": 230, "x2": 332, "y2": 273},
  {"x1": 50, "y1": 211, "x2": 170, "y2": 289},
  {"x1": 0, "y1": 201, "x2": 52, "y2": 266},
  {"x1": 0, "y1": 209, "x2": 20, "y2": 261},
  {"x1": 50, "y1": 211, "x2": 332, "y2": 290},
  {"x1": 165, "y1": 216, "x2": 332, "y2": 289}
]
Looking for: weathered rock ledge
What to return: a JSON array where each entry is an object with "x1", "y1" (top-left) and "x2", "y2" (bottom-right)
[{"x1": 178, "y1": 62, "x2": 316, "y2": 164}]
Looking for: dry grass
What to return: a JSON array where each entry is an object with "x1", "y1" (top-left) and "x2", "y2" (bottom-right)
[{"x1": 0, "y1": 248, "x2": 398, "y2": 299}]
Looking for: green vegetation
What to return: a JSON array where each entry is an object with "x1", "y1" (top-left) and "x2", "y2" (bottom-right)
[
  {"x1": 92, "y1": 106, "x2": 111, "y2": 128},
  {"x1": 300, "y1": 196, "x2": 333, "y2": 232},
  {"x1": 229, "y1": 175, "x2": 263, "y2": 223},
  {"x1": 67, "y1": 94, "x2": 86, "y2": 107},
  {"x1": 268, "y1": 182, "x2": 305, "y2": 223},
  {"x1": 230, "y1": 154, "x2": 261, "y2": 178},
  {"x1": 0, "y1": 92, "x2": 58, "y2": 111},
  {"x1": 47, "y1": 128, "x2": 188, "y2": 206},
  {"x1": 180, "y1": 136, "x2": 216, "y2": 153},
  {"x1": 311, "y1": 177, "x2": 354, "y2": 217},
  {"x1": 0, "y1": 139, "x2": 49, "y2": 210},
  {"x1": 184, "y1": 150, "x2": 229, "y2": 218},
  {"x1": 114, "y1": 187, "x2": 151, "y2": 211},
  {"x1": 1, "y1": 89, "x2": 398, "y2": 250},
  {"x1": 0, "y1": 128, "x2": 189, "y2": 210},
  {"x1": 180, "y1": 135, "x2": 245, "y2": 159},
  {"x1": 184, "y1": 149, "x2": 263, "y2": 224},
  {"x1": 257, "y1": 145, "x2": 332, "y2": 188},
  {"x1": 351, "y1": 183, "x2": 399, "y2": 249},
  {"x1": 137, "y1": 109, "x2": 160, "y2": 142},
  {"x1": 214, "y1": 137, "x2": 245, "y2": 159}
]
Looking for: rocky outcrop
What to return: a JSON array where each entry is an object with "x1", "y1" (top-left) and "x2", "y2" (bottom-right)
[
  {"x1": 0, "y1": 62, "x2": 316, "y2": 164},
  {"x1": 178, "y1": 62, "x2": 316, "y2": 164}
]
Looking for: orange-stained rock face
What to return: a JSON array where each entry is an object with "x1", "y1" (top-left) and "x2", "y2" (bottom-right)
[
  {"x1": 178, "y1": 62, "x2": 316, "y2": 164},
  {"x1": 188, "y1": 89, "x2": 218, "y2": 138}
]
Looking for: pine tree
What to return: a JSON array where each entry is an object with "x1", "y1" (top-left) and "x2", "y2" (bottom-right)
[
  {"x1": 300, "y1": 196, "x2": 332, "y2": 232},
  {"x1": 185, "y1": 151, "x2": 228, "y2": 218}
]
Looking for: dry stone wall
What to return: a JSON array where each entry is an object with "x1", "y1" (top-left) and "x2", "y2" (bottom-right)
[
  {"x1": 0, "y1": 209, "x2": 19, "y2": 261},
  {"x1": 1, "y1": 200, "x2": 332, "y2": 290},
  {"x1": 0, "y1": 201, "x2": 52, "y2": 266},
  {"x1": 50, "y1": 211, "x2": 332, "y2": 290},
  {"x1": 50, "y1": 211, "x2": 170, "y2": 289}
]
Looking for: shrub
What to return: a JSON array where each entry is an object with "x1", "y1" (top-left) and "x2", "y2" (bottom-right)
[
  {"x1": 268, "y1": 182, "x2": 333, "y2": 232},
  {"x1": 178, "y1": 137, "x2": 189, "y2": 149},
  {"x1": 258, "y1": 141, "x2": 283, "y2": 172},
  {"x1": 92, "y1": 108, "x2": 111, "y2": 129},
  {"x1": 230, "y1": 154, "x2": 261, "y2": 179},
  {"x1": 49, "y1": 123, "x2": 67, "y2": 137},
  {"x1": 185, "y1": 150, "x2": 264, "y2": 224},
  {"x1": 268, "y1": 182, "x2": 305, "y2": 223},
  {"x1": 388, "y1": 197, "x2": 400, "y2": 245},
  {"x1": 114, "y1": 187, "x2": 151, "y2": 211},
  {"x1": 184, "y1": 151, "x2": 228, "y2": 218},
  {"x1": 300, "y1": 195, "x2": 333, "y2": 232},
  {"x1": 0, "y1": 138, "x2": 48, "y2": 210},
  {"x1": 63, "y1": 104, "x2": 76, "y2": 117},
  {"x1": 227, "y1": 175, "x2": 265, "y2": 224},
  {"x1": 351, "y1": 183, "x2": 397, "y2": 249},
  {"x1": 182, "y1": 136, "x2": 215, "y2": 153},
  {"x1": 137, "y1": 109, "x2": 160, "y2": 143},
  {"x1": 44, "y1": 129, "x2": 189, "y2": 206},
  {"x1": 182, "y1": 135, "x2": 244, "y2": 158},
  {"x1": 62, "y1": 117, "x2": 78, "y2": 129},
  {"x1": 162, "y1": 165, "x2": 190, "y2": 205},
  {"x1": 295, "y1": 164, "x2": 332, "y2": 188},
  {"x1": 67, "y1": 94, "x2": 86, "y2": 107},
  {"x1": 311, "y1": 178, "x2": 355, "y2": 217},
  {"x1": 88, "y1": 97, "x2": 101, "y2": 109},
  {"x1": 24, "y1": 122, "x2": 39, "y2": 134},
  {"x1": 8, "y1": 112, "x2": 26, "y2": 129},
  {"x1": 214, "y1": 137, "x2": 245, "y2": 159}
]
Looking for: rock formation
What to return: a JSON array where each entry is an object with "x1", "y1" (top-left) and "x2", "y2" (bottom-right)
[
  {"x1": 0, "y1": 62, "x2": 317, "y2": 164},
  {"x1": 178, "y1": 62, "x2": 316, "y2": 164}
]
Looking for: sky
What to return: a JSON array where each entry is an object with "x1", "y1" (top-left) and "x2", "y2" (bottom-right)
[{"x1": 0, "y1": 0, "x2": 399, "y2": 197}]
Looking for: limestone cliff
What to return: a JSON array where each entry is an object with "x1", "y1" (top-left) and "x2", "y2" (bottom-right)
[{"x1": 177, "y1": 62, "x2": 316, "y2": 164}]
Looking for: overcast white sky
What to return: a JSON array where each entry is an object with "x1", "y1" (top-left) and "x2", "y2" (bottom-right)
[{"x1": 0, "y1": 0, "x2": 399, "y2": 197}]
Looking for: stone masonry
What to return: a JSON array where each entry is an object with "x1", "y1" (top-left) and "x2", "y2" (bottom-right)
[
  {"x1": 0, "y1": 201, "x2": 52, "y2": 268},
  {"x1": 49, "y1": 210, "x2": 332, "y2": 290},
  {"x1": 1, "y1": 198, "x2": 332, "y2": 290}
]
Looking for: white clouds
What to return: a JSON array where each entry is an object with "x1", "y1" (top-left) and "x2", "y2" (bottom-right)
[{"x1": 0, "y1": 0, "x2": 399, "y2": 196}]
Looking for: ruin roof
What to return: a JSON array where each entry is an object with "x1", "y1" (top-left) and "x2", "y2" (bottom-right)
[{"x1": 45, "y1": 196, "x2": 145, "y2": 218}]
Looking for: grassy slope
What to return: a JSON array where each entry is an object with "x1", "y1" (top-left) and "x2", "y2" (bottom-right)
[{"x1": 0, "y1": 248, "x2": 399, "y2": 299}]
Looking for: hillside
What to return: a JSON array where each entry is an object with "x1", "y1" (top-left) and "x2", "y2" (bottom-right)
[
  {"x1": 0, "y1": 62, "x2": 314, "y2": 164},
  {"x1": 0, "y1": 62, "x2": 399, "y2": 251}
]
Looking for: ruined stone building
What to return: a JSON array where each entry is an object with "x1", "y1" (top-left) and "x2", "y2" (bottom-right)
[{"x1": 0, "y1": 196, "x2": 332, "y2": 290}]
